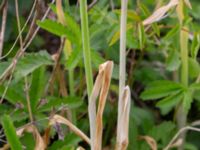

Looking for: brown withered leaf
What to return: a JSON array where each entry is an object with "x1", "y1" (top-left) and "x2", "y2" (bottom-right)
[
  {"x1": 42, "y1": 127, "x2": 51, "y2": 146},
  {"x1": 184, "y1": 0, "x2": 192, "y2": 9},
  {"x1": 88, "y1": 61, "x2": 113, "y2": 150},
  {"x1": 17, "y1": 124, "x2": 46, "y2": 150},
  {"x1": 143, "y1": 0, "x2": 179, "y2": 25},
  {"x1": 56, "y1": 0, "x2": 66, "y2": 25},
  {"x1": 49, "y1": 114, "x2": 90, "y2": 145},
  {"x1": 139, "y1": 135, "x2": 157, "y2": 150}
]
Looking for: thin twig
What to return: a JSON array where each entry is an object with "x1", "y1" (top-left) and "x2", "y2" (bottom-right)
[
  {"x1": 0, "y1": 0, "x2": 8, "y2": 56},
  {"x1": 15, "y1": 0, "x2": 33, "y2": 122},
  {"x1": 0, "y1": 0, "x2": 37, "y2": 60},
  {"x1": 0, "y1": 0, "x2": 55, "y2": 84},
  {"x1": 24, "y1": 77, "x2": 34, "y2": 122},
  {"x1": 164, "y1": 126, "x2": 200, "y2": 150},
  {"x1": 88, "y1": 0, "x2": 98, "y2": 10},
  {"x1": 44, "y1": 38, "x2": 65, "y2": 96},
  {"x1": 0, "y1": 0, "x2": 6, "y2": 13}
]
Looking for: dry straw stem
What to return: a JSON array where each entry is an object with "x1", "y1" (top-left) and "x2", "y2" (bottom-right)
[
  {"x1": 88, "y1": 61, "x2": 113, "y2": 150},
  {"x1": 164, "y1": 126, "x2": 200, "y2": 150},
  {"x1": 118, "y1": 0, "x2": 128, "y2": 148},
  {"x1": 49, "y1": 114, "x2": 90, "y2": 145},
  {"x1": 116, "y1": 86, "x2": 131, "y2": 150},
  {"x1": 142, "y1": 0, "x2": 192, "y2": 26},
  {"x1": 138, "y1": 135, "x2": 157, "y2": 150},
  {"x1": 0, "y1": 0, "x2": 37, "y2": 60}
]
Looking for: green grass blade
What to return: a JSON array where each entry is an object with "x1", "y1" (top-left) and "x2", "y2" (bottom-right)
[
  {"x1": 2, "y1": 115, "x2": 22, "y2": 150},
  {"x1": 80, "y1": 0, "x2": 93, "y2": 96}
]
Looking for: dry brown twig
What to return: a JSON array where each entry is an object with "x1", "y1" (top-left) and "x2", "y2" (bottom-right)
[
  {"x1": 88, "y1": 61, "x2": 113, "y2": 150},
  {"x1": 164, "y1": 126, "x2": 200, "y2": 150},
  {"x1": 0, "y1": 0, "x2": 37, "y2": 60},
  {"x1": 0, "y1": 0, "x2": 55, "y2": 84}
]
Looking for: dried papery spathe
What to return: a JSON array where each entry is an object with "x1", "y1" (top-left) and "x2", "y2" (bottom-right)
[
  {"x1": 116, "y1": 86, "x2": 131, "y2": 150},
  {"x1": 143, "y1": 0, "x2": 179, "y2": 25},
  {"x1": 88, "y1": 61, "x2": 114, "y2": 150}
]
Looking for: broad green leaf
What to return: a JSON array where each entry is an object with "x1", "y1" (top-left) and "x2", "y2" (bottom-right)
[
  {"x1": 141, "y1": 80, "x2": 184, "y2": 100},
  {"x1": 0, "y1": 61, "x2": 10, "y2": 76},
  {"x1": 65, "y1": 47, "x2": 82, "y2": 70},
  {"x1": 14, "y1": 51, "x2": 53, "y2": 81},
  {"x1": 20, "y1": 133, "x2": 35, "y2": 150},
  {"x1": 2, "y1": 115, "x2": 22, "y2": 150},
  {"x1": 163, "y1": 25, "x2": 179, "y2": 41},
  {"x1": 37, "y1": 20, "x2": 76, "y2": 43},
  {"x1": 127, "y1": 10, "x2": 141, "y2": 21},
  {"x1": 109, "y1": 23, "x2": 133, "y2": 46},
  {"x1": 29, "y1": 66, "x2": 46, "y2": 112},
  {"x1": 188, "y1": 57, "x2": 200, "y2": 78},
  {"x1": 90, "y1": 24, "x2": 109, "y2": 50},
  {"x1": 114, "y1": 9, "x2": 141, "y2": 21},
  {"x1": 184, "y1": 143, "x2": 198, "y2": 150},
  {"x1": 148, "y1": 121, "x2": 176, "y2": 145},
  {"x1": 189, "y1": 83, "x2": 200, "y2": 90},
  {"x1": 166, "y1": 49, "x2": 181, "y2": 71},
  {"x1": 0, "y1": 82, "x2": 26, "y2": 105},
  {"x1": 156, "y1": 91, "x2": 183, "y2": 115},
  {"x1": 91, "y1": 50, "x2": 105, "y2": 68},
  {"x1": 48, "y1": 133, "x2": 81, "y2": 150},
  {"x1": 191, "y1": 33, "x2": 200, "y2": 59},
  {"x1": 38, "y1": 96, "x2": 83, "y2": 112},
  {"x1": 64, "y1": 13, "x2": 81, "y2": 45},
  {"x1": 183, "y1": 90, "x2": 193, "y2": 113}
]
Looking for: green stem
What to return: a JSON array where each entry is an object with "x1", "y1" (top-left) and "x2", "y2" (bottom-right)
[
  {"x1": 117, "y1": 0, "x2": 128, "y2": 148},
  {"x1": 80, "y1": 0, "x2": 93, "y2": 96},
  {"x1": 69, "y1": 69, "x2": 75, "y2": 96},
  {"x1": 176, "y1": 1, "x2": 189, "y2": 149},
  {"x1": 176, "y1": 26, "x2": 189, "y2": 150},
  {"x1": 69, "y1": 69, "x2": 77, "y2": 125},
  {"x1": 180, "y1": 28, "x2": 189, "y2": 87}
]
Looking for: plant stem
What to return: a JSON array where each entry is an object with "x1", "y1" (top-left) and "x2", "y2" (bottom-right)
[
  {"x1": 69, "y1": 69, "x2": 77, "y2": 125},
  {"x1": 69, "y1": 69, "x2": 75, "y2": 96},
  {"x1": 25, "y1": 77, "x2": 34, "y2": 122},
  {"x1": 176, "y1": 1, "x2": 189, "y2": 149},
  {"x1": 80, "y1": 0, "x2": 93, "y2": 96},
  {"x1": 117, "y1": 0, "x2": 128, "y2": 148},
  {"x1": 176, "y1": 27, "x2": 189, "y2": 150}
]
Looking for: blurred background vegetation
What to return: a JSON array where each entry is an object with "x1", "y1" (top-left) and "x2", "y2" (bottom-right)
[{"x1": 1, "y1": 0, "x2": 200, "y2": 149}]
